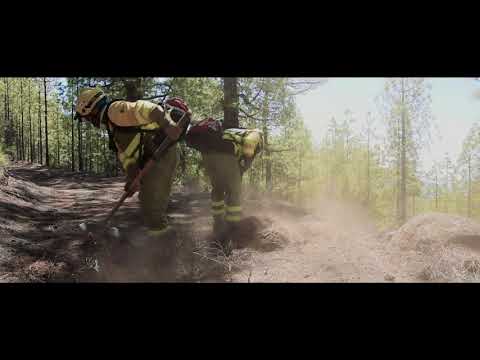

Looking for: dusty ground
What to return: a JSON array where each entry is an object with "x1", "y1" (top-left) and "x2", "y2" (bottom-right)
[{"x1": 2, "y1": 163, "x2": 480, "y2": 283}]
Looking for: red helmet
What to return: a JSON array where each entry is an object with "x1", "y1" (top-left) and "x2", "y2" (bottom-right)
[{"x1": 165, "y1": 97, "x2": 190, "y2": 114}]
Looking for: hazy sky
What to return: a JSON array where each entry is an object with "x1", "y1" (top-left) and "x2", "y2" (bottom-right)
[{"x1": 295, "y1": 78, "x2": 480, "y2": 171}]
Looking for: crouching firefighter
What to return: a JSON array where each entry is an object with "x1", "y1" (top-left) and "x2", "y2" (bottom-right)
[
  {"x1": 74, "y1": 88, "x2": 191, "y2": 280},
  {"x1": 185, "y1": 118, "x2": 263, "y2": 254}
]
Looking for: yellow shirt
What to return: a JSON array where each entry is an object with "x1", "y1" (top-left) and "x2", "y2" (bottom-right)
[
  {"x1": 107, "y1": 100, "x2": 164, "y2": 127},
  {"x1": 104, "y1": 100, "x2": 168, "y2": 175}
]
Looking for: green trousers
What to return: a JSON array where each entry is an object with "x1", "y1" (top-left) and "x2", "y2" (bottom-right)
[
  {"x1": 138, "y1": 144, "x2": 179, "y2": 234},
  {"x1": 202, "y1": 152, "x2": 242, "y2": 228}
]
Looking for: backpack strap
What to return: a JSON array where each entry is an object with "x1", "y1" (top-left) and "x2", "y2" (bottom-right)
[{"x1": 101, "y1": 100, "x2": 118, "y2": 152}]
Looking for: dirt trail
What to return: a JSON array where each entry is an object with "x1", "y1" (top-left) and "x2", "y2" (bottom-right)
[
  {"x1": 227, "y1": 199, "x2": 391, "y2": 282},
  {"x1": 2, "y1": 163, "x2": 480, "y2": 283}
]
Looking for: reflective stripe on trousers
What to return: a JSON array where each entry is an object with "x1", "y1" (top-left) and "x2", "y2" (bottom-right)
[
  {"x1": 211, "y1": 200, "x2": 225, "y2": 216},
  {"x1": 225, "y1": 205, "x2": 242, "y2": 222}
]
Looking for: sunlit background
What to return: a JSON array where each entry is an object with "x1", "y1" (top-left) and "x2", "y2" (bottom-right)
[{"x1": 296, "y1": 78, "x2": 480, "y2": 171}]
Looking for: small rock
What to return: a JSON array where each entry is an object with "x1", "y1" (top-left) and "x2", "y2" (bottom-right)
[{"x1": 384, "y1": 274, "x2": 395, "y2": 282}]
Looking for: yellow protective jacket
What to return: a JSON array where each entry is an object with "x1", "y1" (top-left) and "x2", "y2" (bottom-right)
[{"x1": 102, "y1": 100, "x2": 172, "y2": 178}]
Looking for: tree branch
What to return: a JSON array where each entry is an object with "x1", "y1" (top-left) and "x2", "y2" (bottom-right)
[
  {"x1": 141, "y1": 93, "x2": 170, "y2": 101},
  {"x1": 239, "y1": 85, "x2": 264, "y2": 108},
  {"x1": 239, "y1": 107, "x2": 263, "y2": 120}
]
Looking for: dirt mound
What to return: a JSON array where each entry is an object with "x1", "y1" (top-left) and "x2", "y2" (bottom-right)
[
  {"x1": 384, "y1": 213, "x2": 480, "y2": 282},
  {"x1": 390, "y1": 212, "x2": 480, "y2": 253}
]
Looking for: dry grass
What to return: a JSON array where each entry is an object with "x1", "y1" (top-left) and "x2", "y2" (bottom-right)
[
  {"x1": 417, "y1": 245, "x2": 480, "y2": 282},
  {"x1": 187, "y1": 236, "x2": 252, "y2": 281},
  {"x1": 23, "y1": 260, "x2": 70, "y2": 282},
  {"x1": 390, "y1": 212, "x2": 480, "y2": 252},
  {"x1": 384, "y1": 213, "x2": 480, "y2": 282}
]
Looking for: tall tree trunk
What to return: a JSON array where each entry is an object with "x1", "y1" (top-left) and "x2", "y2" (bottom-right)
[
  {"x1": 77, "y1": 79, "x2": 83, "y2": 172},
  {"x1": 56, "y1": 110, "x2": 60, "y2": 167},
  {"x1": 399, "y1": 78, "x2": 407, "y2": 224},
  {"x1": 3, "y1": 79, "x2": 6, "y2": 143},
  {"x1": 3, "y1": 78, "x2": 7, "y2": 147},
  {"x1": 223, "y1": 78, "x2": 239, "y2": 129},
  {"x1": 38, "y1": 80, "x2": 43, "y2": 164},
  {"x1": 78, "y1": 112, "x2": 83, "y2": 171},
  {"x1": 89, "y1": 126, "x2": 93, "y2": 172},
  {"x1": 264, "y1": 124, "x2": 272, "y2": 193},
  {"x1": 29, "y1": 80, "x2": 34, "y2": 162},
  {"x1": 435, "y1": 170, "x2": 438, "y2": 210},
  {"x1": 71, "y1": 79, "x2": 75, "y2": 171},
  {"x1": 86, "y1": 126, "x2": 90, "y2": 172},
  {"x1": 4, "y1": 78, "x2": 15, "y2": 153},
  {"x1": 99, "y1": 135, "x2": 102, "y2": 174},
  {"x1": 118, "y1": 79, "x2": 144, "y2": 174},
  {"x1": 44, "y1": 77, "x2": 49, "y2": 167},
  {"x1": 102, "y1": 132, "x2": 107, "y2": 175},
  {"x1": 20, "y1": 79, "x2": 25, "y2": 161},
  {"x1": 16, "y1": 114, "x2": 20, "y2": 161},
  {"x1": 89, "y1": 127, "x2": 93, "y2": 173},
  {"x1": 124, "y1": 78, "x2": 143, "y2": 101}
]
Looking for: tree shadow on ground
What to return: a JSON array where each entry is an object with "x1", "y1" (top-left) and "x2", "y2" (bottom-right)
[{"x1": 1, "y1": 165, "x2": 242, "y2": 282}]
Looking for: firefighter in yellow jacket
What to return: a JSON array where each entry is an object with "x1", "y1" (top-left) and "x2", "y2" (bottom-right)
[
  {"x1": 185, "y1": 118, "x2": 263, "y2": 254},
  {"x1": 75, "y1": 88, "x2": 190, "y2": 280}
]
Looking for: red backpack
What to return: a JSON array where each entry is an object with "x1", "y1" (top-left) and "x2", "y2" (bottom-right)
[{"x1": 185, "y1": 118, "x2": 235, "y2": 154}]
